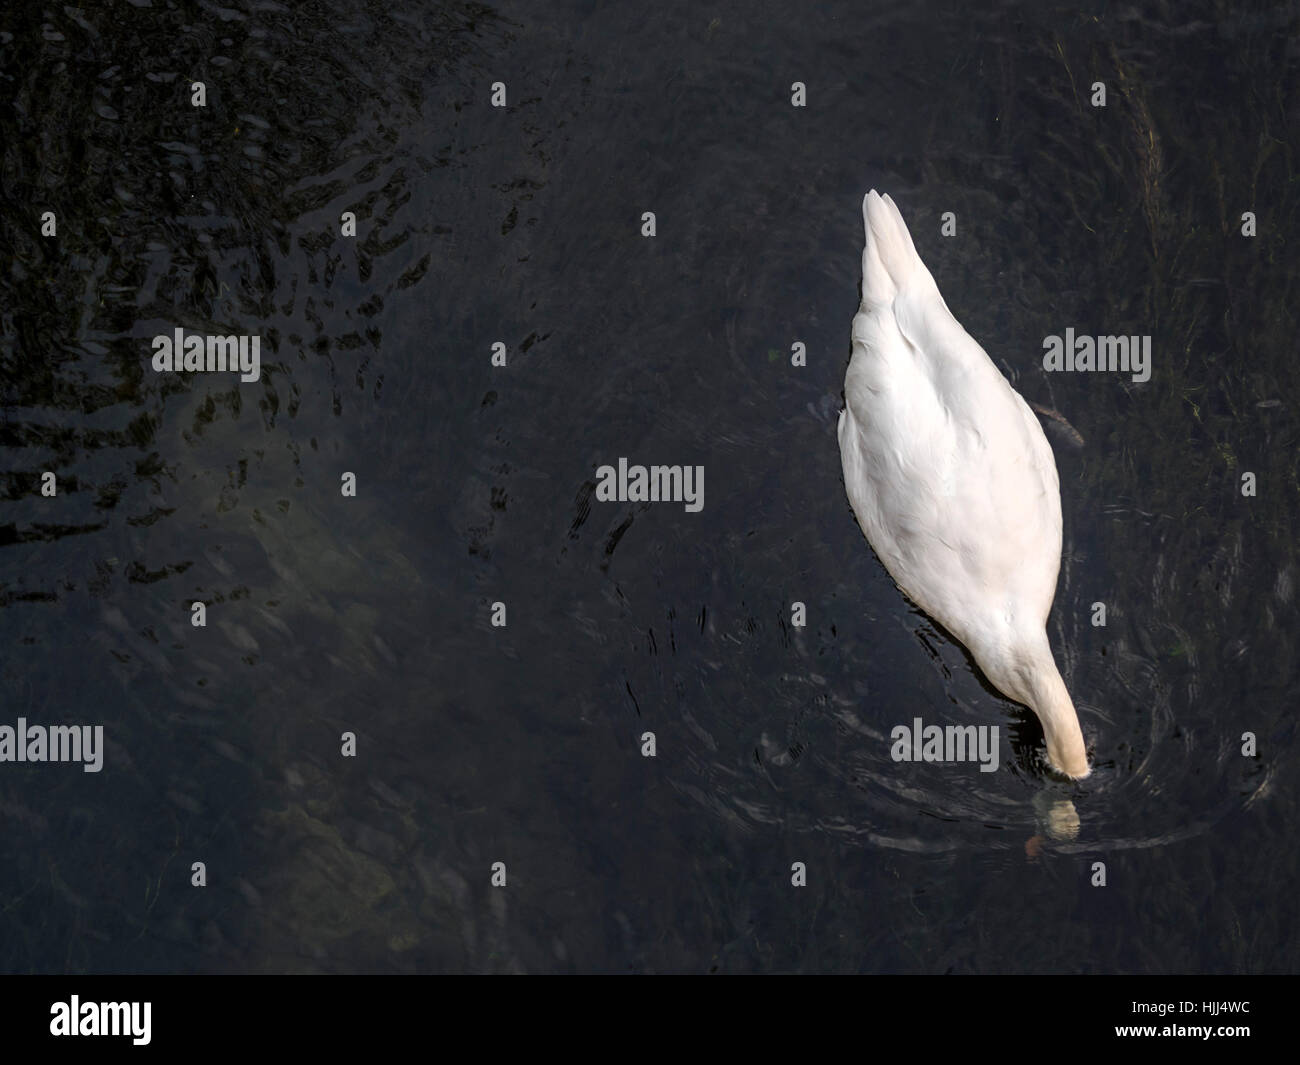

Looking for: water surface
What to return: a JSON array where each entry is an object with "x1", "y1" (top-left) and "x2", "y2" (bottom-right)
[{"x1": 0, "y1": 0, "x2": 1296, "y2": 972}]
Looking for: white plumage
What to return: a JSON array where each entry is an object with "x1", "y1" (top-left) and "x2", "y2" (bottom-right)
[{"x1": 838, "y1": 190, "x2": 1089, "y2": 778}]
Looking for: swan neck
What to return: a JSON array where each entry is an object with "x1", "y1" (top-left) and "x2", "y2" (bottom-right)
[{"x1": 1027, "y1": 655, "x2": 1089, "y2": 779}]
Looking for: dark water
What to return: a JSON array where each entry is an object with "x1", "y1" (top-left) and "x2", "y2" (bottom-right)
[{"x1": 1, "y1": 0, "x2": 1296, "y2": 972}]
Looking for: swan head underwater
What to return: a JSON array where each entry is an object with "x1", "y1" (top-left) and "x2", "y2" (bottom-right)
[{"x1": 838, "y1": 190, "x2": 1089, "y2": 779}]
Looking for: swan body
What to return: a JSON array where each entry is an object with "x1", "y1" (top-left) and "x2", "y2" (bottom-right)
[{"x1": 838, "y1": 191, "x2": 1089, "y2": 779}]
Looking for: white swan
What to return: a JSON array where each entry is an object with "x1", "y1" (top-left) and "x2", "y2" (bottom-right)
[{"x1": 838, "y1": 190, "x2": 1089, "y2": 779}]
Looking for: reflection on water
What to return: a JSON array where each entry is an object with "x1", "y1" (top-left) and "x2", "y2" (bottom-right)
[{"x1": 0, "y1": 0, "x2": 1297, "y2": 972}]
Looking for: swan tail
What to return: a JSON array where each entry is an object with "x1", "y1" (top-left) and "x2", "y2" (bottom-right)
[{"x1": 860, "y1": 190, "x2": 920, "y2": 308}]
